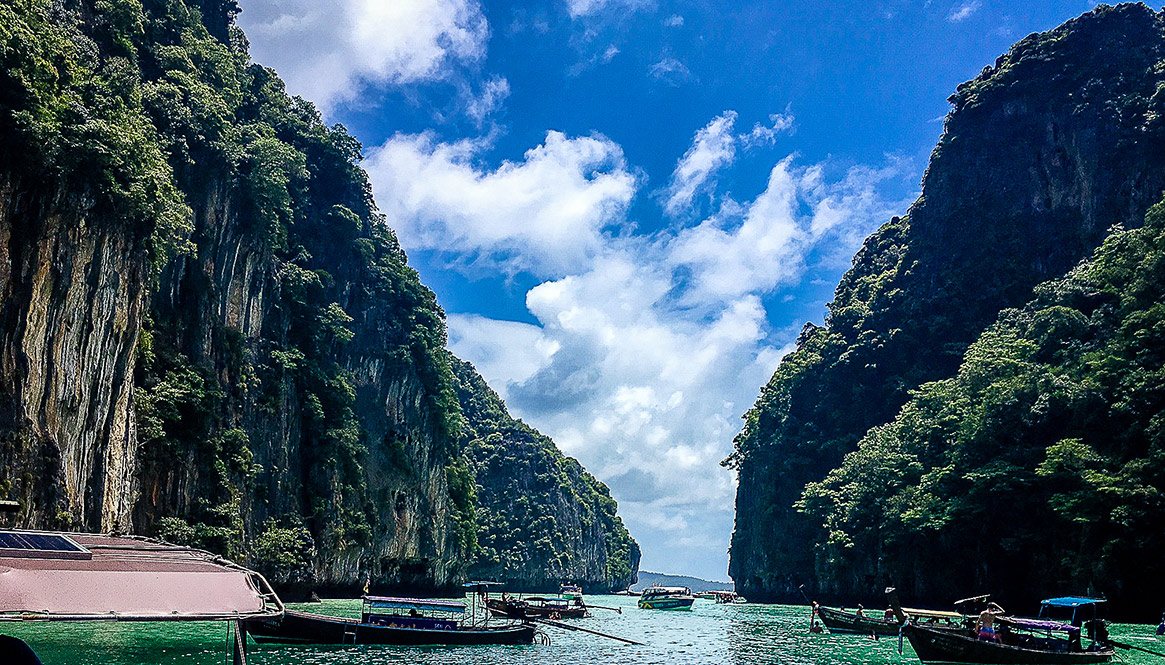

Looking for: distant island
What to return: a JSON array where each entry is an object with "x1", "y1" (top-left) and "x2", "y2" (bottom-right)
[{"x1": 630, "y1": 571, "x2": 733, "y2": 594}]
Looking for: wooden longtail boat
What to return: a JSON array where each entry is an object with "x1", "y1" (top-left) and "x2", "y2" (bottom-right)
[
  {"x1": 905, "y1": 622, "x2": 1113, "y2": 664},
  {"x1": 889, "y1": 589, "x2": 1114, "y2": 664},
  {"x1": 817, "y1": 605, "x2": 964, "y2": 635},
  {"x1": 244, "y1": 596, "x2": 536, "y2": 646},
  {"x1": 486, "y1": 595, "x2": 588, "y2": 619}
]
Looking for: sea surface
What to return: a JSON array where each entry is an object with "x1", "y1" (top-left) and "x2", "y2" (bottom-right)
[{"x1": 5, "y1": 595, "x2": 1162, "y2": 664}]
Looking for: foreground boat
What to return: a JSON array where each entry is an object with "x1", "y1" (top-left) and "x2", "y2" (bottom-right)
[
  {"x1": 905, "y1": 622, "x2": 1113, "y2": 664},
  {"x1": 245, "y1": 596, "x2": 536, "y2": 646},
  {"x1": 638, "y1": 585, "x2": 696, "y2": 610},
  {"x1": 890, "y1": 590, "x2": 1114, "y2": 664}
]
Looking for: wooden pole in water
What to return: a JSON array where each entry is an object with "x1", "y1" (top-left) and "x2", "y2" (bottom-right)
[
  {"x1": 232, "y1": 620, "x2": 248, "y2": 665},
  {"x1": 534, "y1": 618, "x2": 645, "y2": 646}
]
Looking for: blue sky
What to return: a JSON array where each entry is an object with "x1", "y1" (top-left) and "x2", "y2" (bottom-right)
[{"x1": 237, "y1": 0, "x2": 1106, "y2": 582}]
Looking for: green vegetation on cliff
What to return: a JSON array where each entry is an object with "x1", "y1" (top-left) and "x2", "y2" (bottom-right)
[
  {"x1": 727, "y1": 3, "x2": 1165, "y2": 612},
  {"x1": 800, "y1": 201, "x2": 1165, "y2": 612},
  {"x1": 0, "y1": 0, "x2": 636, "y2": 593},
  {"x1": 451, "y1": 356, "x2": 640, "y2": 591}
]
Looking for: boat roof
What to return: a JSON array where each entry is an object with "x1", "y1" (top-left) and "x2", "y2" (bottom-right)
[
  {"x1": 1040, "y1": 597, "x2": 1106, "y2": 608},
  {"x1": 0, "y1": 529, "x2": 280, "y2": 622},
  {"x1": 643, "y1": 586, "x2": 690, "y2": 594},
  {"x1": 902, "y1": 607, "x2": 963, "y2": 620},
  {"x1": 463, "y1": 581, "x2": 504, "y2": 587},
  {"x1": 364, "y1": 596, "x2": 466, "y2": 613},
  {"x1": 1001, "y1": 616, "x2": 1078, "y2": 632}
]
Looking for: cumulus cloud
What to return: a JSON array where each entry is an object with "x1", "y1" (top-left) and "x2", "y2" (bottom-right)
[
  {"x1": 947, "y1": 0, "x2": 982, "y2": 22},
  {"x1": 663, "y1": 14, "x2": 684, "y2": 27},
  {"x1": 663, "y1": 112, "x2": 739, "y2": 217},
  {"x1": 236, "y1": 0, "x2": 488, "y2": 111},
  {"x1": 363, "y1": 131, "x2": 636, "y2": 277},
  {"x1": 375, "y1": 126, "x2": 914, "y2": 576}
]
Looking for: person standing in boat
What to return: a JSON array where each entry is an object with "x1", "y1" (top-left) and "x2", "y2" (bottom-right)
[
  {"x1": 855, "y1": 604, "x2": 865, "y2": 619},
  {"x1": 976, "y1": 604, "x2": 1002, "y2": 643}
]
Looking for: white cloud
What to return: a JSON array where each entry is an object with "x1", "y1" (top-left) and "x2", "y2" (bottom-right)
[
  {"x1": 363, "y1": 131, "x2": 636, "y2": 277},
  {"x1": 648, "y1": 57, "x2": 693, "y2": 86},
  {"x1": 566, "y1": 0, "x2": 653, "y2": 19},
  {"x1": 663, "y1": 112, "x2": 738, "y2": 217},
  {"x1": 740, "y1": 112, "x2": 796, "y2": 148},
  {"x1": 664, "y1": 14, "x2": 684, "y2": 27},
  {"x1": 237, "y1": 0, "x2": 488, "y2": 111},
  {"x1": 465, "y1": 77, "x2": 511, "y2": 124},
  {"x1": 380, "y1": 127, "x2": 915, "y2": 578},
  {"x1": 947, "y1": 0, "x2": 982, "y2": 22}
]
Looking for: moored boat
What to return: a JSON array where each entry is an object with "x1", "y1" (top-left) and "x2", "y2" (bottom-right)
[
  {"x1": 638, "y1": 585, "x2": 696, "y2": 610},
  {"x1": 487, "y1": 595, "x2": 588, "y2": 619},
  {"x1": 891, "y1": 590, "x2": 1114, "y2": 664},
  {"x1": 245, "y1": 596, "x2": 536, "y2": 646},
  {"x1": 817, "y1": 605, "x2": 963, "y2": 635},
  {"x1": 560, "y1": 583, "x2": 584, "y2": 601}
]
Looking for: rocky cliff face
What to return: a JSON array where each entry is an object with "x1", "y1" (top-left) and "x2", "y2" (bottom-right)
[
  {"x1": 728, "y1": 4, "x2": 1165, "y2": 603},
  {"x1": 0, "y1": 174, "x2": 146, "y2": 533},
  {"x1": 451, "y1": 357, "x2": 640, "y2": 592},
  {"x1": 0, "y1": 0, "x2": 633, "y2": 596}
]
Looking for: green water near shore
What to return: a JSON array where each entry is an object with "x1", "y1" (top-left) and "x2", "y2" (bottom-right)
[{"x1": 5, "y1": 595, "x2": 1162, "y2": 664}]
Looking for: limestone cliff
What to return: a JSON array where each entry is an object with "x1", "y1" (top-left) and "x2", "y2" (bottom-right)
[
  {"x1": 451, "y1": 357, "x2": 640, "y2": 592},
  {"x1": 0, "y1": 0, "x2": 634, "y2": 595},
  {"x1": 728, "y1": 3, "x2": 1165, "y2": 604}
]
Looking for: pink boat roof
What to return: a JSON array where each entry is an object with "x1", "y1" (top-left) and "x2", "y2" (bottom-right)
[{"x1": 0, "y1": 530, "x2": 282, "y2": 622}]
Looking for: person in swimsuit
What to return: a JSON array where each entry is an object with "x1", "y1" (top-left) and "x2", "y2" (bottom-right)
[{"x1": 976, "y1": 606, "x2": 1001, "y2": 642}]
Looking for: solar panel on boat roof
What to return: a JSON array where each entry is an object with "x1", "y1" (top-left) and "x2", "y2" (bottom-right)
[{"x1": 0, "y1": 531, "x2": 91, "y2": 559}]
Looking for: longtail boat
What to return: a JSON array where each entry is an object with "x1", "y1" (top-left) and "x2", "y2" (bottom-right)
[
  {"x1": 245, "y1": 595, "x2": 536, "y2": 646},
  {"x1": 889, "y1": 589, "x2": 1115, "y2": 664},
  {"x1": 816, "y1": 605, "x2": 964, "y2": 635},
  {"x1": 487, "y1": 595, "x2": 588, "y2": 619}
]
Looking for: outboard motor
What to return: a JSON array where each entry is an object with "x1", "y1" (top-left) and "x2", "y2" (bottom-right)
[{"x1": 1085, "y1": 618, "x2": 1109, "y2": 647}]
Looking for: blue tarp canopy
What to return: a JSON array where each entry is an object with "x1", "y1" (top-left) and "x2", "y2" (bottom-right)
[
  {"x1": 364, "y1": 596, "x2": 466, "y2": 613},
  {"x1": 1040, "y1": 597, "x2": 1105, "y2": 608}
]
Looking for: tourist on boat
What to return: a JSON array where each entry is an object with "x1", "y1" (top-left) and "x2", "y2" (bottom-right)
[
  {"x1": 884, "y1": 608, "x2": 894, "y2": 620},
  {"x1": 855, "y1": 604, "x2": 865, "y2": 618},
  {"x1": 1157, "y1": 613, "x2": 1165, "y2": 635},
  {"x1": 976, "y1": 604, "x2": 1002, "y2": 642}
]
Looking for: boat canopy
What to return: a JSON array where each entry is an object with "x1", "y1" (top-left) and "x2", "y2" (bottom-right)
[
  {"x1": 1001, "y1": 617, "x2": 1078, "y2": 632},
  {"x1": 0, "y1": 529, "x2": 280, "y2": 622},
  {"x1": 1041, "y1": 597, "x2": 1105, "y2": 608},
  {"x1": 642, "y1": 586, "x2": 691, "y2": 595},
  {"x1": 902, "y1": 607, "x2": 963, "y2": 620},
  {"x1": 364, "y1": 596, "x2": 466, "y2": 614}
]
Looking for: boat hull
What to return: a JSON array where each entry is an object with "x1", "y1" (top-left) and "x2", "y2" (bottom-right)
[
  {"x1": 638, "y1": 597, "x2": 695, "y2": 610},
  {"x1": 817, "y1": 606, "x2": 901, "y2": 635},
  {"x1": 245, "y1": 610, "x2": 536, "y2": 646},
  {"x1": 905, "y1": 624, "x2": 1113, "y2": 664}
]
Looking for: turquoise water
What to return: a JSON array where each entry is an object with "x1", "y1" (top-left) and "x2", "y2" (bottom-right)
[{"x1": 5, "y1": 595, "x2": 1162, "y2": 664}]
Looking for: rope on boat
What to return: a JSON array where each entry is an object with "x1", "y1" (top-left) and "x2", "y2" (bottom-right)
[
  {"x1": 1111, "y1": 639, "x2": 1165, "y2": 658},
  {"x1": 533, "y1": 618, "x2": 645, "y2": 646}
]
